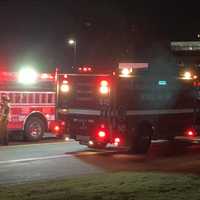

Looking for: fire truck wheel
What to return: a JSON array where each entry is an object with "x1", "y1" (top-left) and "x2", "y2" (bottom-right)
[
  {"x1": 24, "y1": 117, "x2": 45, "y2": 141},
  {"x1": 130, "y1": 123, "x2": 152, "y2": 154}
]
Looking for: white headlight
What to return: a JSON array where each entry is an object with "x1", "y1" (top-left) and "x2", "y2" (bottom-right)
[
  {"x1": 183, "y1": 71, "x2": 192, "y2": 80},
  {"x1": 18, "y1": 68, "x2": 38, "y2": 84}
]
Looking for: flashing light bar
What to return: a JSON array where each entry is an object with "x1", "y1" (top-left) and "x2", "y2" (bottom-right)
[
  {"x1": 0, "y1": 69, "x2": 55, "y2": 83},
  {"x1": 180, "y1": 70, "x2": 198, "y2": 80},
  {"x1": 119, "y1": 63, "x2": 148, "y2": 69},
  {"x1": 40, "y1": 73, "x2": 54, "y2": 80},
  {"x1": 18, "y1": 68, "x2": 38, "y2": 84},
  {"x1": 78, "y1": 66, "x2": 92, "y2": 73},
  {"x1": 171, "y1": 41, "x2": 200, "y2": 51},
  {"x1": 119, "y1": 63, "x2": 148, "y2": 78}
]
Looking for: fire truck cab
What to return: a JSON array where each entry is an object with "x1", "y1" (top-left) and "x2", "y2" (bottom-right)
[{"x1": 57, "y1": 64, "x2": 200, "y2": 153}]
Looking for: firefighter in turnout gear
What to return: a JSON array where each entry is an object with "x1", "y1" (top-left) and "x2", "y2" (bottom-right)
[{"x1": 0, "y1": 94, "x2": 10, "y2": 145}]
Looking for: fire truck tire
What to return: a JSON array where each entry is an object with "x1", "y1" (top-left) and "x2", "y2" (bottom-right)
[
  {"x1": 130, "y1": 123, "x2": 152, "y2": 154},
  {"x1": 24, "y1": 117, "x2": 45, "y2": 141}
]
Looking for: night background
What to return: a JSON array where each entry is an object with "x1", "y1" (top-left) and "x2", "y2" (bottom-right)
[{"x1": 0, "y1": 0, "x2": 199, "y2": 72}]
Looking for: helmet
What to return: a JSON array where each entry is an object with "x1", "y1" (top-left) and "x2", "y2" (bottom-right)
[{"x1": 1, "y1": 94, "x2": 10, "y2": 102}]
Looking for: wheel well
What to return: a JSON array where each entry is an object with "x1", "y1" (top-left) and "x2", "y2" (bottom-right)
[{"x1": 24, "y1": 113, "x2": 48, "y2": 131}]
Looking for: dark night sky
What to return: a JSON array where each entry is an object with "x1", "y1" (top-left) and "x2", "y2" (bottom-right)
[{"x1": 0, "y1": 0, "x2": 199, "y2": 72}]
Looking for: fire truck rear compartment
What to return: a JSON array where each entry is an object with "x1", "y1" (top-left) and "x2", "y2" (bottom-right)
[{"x1": 59, "y1": 75, "x2": 110, "y2": 109}]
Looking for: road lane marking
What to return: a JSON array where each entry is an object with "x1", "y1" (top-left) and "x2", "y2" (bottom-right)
[
  {"x1": 0, "y1": 141, "x2": 77, "y2": 149},
  {"x1": 0, "y1": 154, "x2": 73, "y2": 165}
]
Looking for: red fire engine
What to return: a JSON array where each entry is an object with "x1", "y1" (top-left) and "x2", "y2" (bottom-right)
[
  {"x1": 57, "y1": 64, "x2": 200, "y2": 153},
  {"x1": 0, "y1": 68, "x2": 65, "y2": 141}
]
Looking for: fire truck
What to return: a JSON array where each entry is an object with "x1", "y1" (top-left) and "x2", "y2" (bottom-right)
[
  {"x1": 0, "y1": 68, "x2": 65, "y2": 141},
  {"x1": 57, "y1": 64, "x2": 200, "y2": 153}
]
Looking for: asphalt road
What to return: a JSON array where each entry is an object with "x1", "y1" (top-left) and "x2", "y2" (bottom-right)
[
  {"x1": 0, "y1": 140, "x2": 103, "y2": 184},
  {"x1": 1, "y1": 138, "x2": 200, "y2": 185}
]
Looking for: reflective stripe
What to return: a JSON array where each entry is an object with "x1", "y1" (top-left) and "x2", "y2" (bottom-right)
[
  {"x1": 126, "y1": 109, "x2": 194, "y2": 115},
  {"x1": 0, "y1": 91, "x2": 55, "y2": 94},
  {"x1": 61, "y1": 108, "x2": 194, "y2": 116},
  {"x1": 64, "y1": 109, "x2": 101, "y2": 115},
  {"x1": 10, "y1": 104, "x2": 55, "y2": 107}
]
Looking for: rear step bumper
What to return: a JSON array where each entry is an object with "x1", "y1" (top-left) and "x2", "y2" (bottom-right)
[{"x1": 75, "y1": 135, "x2": 90, "y2": 142}]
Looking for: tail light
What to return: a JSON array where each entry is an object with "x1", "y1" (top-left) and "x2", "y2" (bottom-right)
[
  {"x1": 98, "y1": 130, "x2": 106, "y2": 138},
  {"x1": 54, "y1": 125, "x2": 60, "y2": 132},
  {"x1": 185, "y1": 128, "x2": 197, "y2": 137},
  {"x1": 95, "y1": 124, "x2": 109, "y2": 141},
  {"x1": 50, "y1": 121, "x2": 65, "y2": 135},
  {"x1": 99, "y1": 80, "x2": 109, "y2": 95}
]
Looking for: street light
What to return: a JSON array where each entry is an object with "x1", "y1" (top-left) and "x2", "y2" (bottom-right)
[{"x1": 68, "y1": 39, "x2": 77, "y2": 67}]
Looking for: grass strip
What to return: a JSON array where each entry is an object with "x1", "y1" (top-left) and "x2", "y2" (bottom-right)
[{"x1": 0, "y1": 172, "x2": 200, "y2": 200}]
